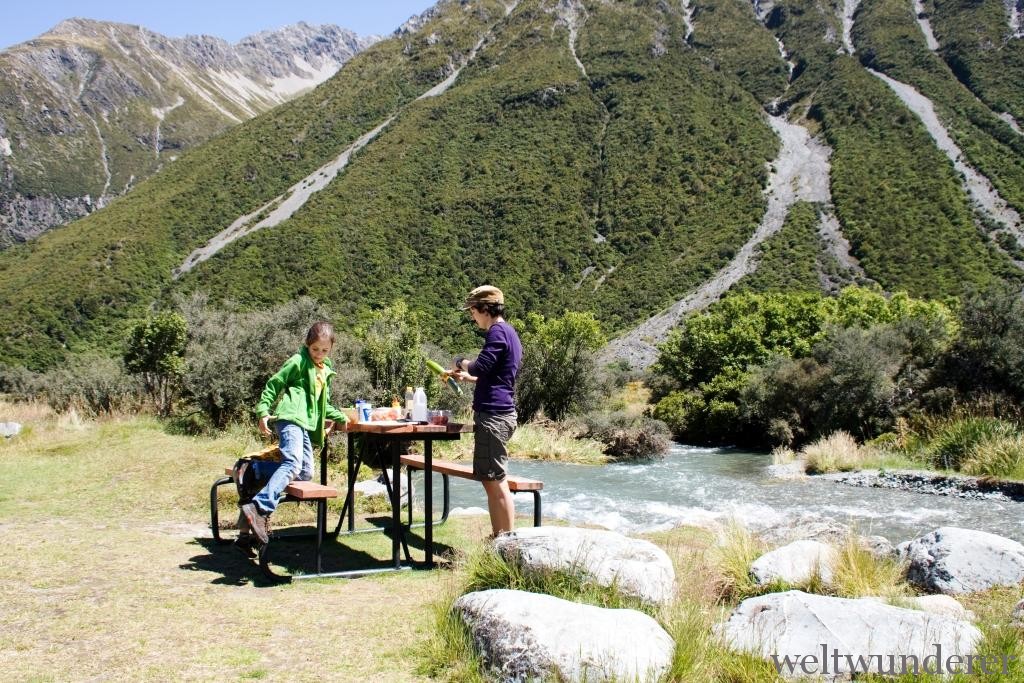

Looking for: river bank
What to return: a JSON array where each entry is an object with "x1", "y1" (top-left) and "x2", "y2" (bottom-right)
[{"x1": 819, "y1": 468, "x2": 1024, "y2": 503}]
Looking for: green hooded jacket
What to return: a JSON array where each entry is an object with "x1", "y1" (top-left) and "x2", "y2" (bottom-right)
[{"x1": 255, "y1": 346, "x2": 347, "y2": 446}]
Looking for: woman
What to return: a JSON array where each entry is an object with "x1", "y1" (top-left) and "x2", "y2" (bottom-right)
[{"x1": 451, "y1": 285, "x2": 523, "y2": 537}]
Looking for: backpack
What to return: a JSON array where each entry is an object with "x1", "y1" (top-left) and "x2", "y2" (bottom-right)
[{"x1": 233, "y1": 444, "x2": 283, "y2": 503}]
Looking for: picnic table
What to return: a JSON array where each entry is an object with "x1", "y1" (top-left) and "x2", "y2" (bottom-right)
[{"x1": 332, "y1": 420, "x2": 471, "y2": 576}]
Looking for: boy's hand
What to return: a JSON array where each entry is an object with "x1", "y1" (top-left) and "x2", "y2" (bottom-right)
[
  {"x1": 324, "y1": 419, "x2": 336, "y2": 436},
  {"x1": 257, "y1": 415, "x2": 272, "y2": 437}
]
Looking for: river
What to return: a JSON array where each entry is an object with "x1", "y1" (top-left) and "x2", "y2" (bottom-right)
[{"x1": 443, "y1": 444, "x2": 1024, "y2": 544}]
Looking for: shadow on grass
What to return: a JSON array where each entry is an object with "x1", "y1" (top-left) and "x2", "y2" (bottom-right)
[{"x1": 183, "y1": 517, "x2": 456, "y2": 586}]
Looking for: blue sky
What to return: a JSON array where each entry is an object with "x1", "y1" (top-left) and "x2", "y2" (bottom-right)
[{"x1": 1, "y1": 1, "x2": 438, "y2": 50}]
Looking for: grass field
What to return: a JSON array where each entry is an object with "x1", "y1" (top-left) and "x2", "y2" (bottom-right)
[
  {"x1": 1, "y1": 402, "x2": 1020, "y2": 682},
  {"x1": 0, "y1": 402, "x2": 498, "y2": 681}
]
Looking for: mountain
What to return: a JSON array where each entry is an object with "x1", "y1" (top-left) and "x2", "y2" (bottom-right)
[
  {"x1": 0, "y1": 0, "x2": 1022, "y2": 371},
  {"x1": 0, "y1": 18, "x2": 377, "y2": 247}
]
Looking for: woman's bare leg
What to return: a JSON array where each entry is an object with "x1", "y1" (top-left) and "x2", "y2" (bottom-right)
[{"x1": 481, "y1": 479, "x2": 515, "y2": 536}]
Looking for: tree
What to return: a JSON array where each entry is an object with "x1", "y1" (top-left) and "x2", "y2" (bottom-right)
[
  {"x1": 124, "y1": 311, "x2": 187, "y2": 415},
  {"x1": 359, "y1": 302, "x2": 438, "y2": 406},
  {"x1": 516, "y1": 311, "x2": 605, "y2": 422}
]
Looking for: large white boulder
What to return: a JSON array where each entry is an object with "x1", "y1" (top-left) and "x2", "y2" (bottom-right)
[
  {"x1": 455, "y1": 589, "x2": 674, "y2": 682},
  {"x1": 719, "y1": 590, "x2": 982, "y2": 680},
  {"x1": 493, "y1": 526, "x2": 675, "y2": 605},
  {"x1": 750, "y1": 539, "x2": 838, "y2": 586},
  {"x1": 899, "y1": 527, "x2": 1024, "y2": 594}
]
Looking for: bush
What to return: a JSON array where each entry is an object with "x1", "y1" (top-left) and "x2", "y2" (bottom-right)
[
  {"x1": 359, "y1": 302, "x2": 442, "y2": 407},
  {"x1": 515, "y1": 312, "x2": 605, "y2": 423},
  {"x1": 0, "y1": 363, "x2": 43, "y2": 399},
  {"x1": 38, "y1": 353, "x2": 144, "y2": 416},
  {"x1": 124, "y1": 311, "x2": 187, "y2": 416},
  {"x1": 177, "y1": 294, "x2": 370, "y2": 428},
  {"x1": 651, "y1": 390, "x2": 706, "y2": 442},
  {"x1": 926, "y1": 416, "x2": 1018, "y2": 471},
  {"x1": 579, "y1": 410, "x2": 671, "y2": 460}
]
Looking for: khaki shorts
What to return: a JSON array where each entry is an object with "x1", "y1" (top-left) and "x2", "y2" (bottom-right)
[{"x1": 473, "y1": 411, "x2": 517, "y2": 481}]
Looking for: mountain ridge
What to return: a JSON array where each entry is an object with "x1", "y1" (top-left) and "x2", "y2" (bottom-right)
[{"x1": 0, "y1": 18, "x2": 377, "y2": 247}]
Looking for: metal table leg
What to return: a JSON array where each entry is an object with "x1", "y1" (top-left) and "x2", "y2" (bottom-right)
[{"x1": 425, "y1": 438, "x2": 434, "y2": 568}]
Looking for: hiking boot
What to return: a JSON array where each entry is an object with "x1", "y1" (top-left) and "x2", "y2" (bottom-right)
[
  {"x1": 240, "y1": 502, "x2": 270, "y2": 544},
  {"x1": 233, "y1": 534, "x2": 258, "y2": 559}
]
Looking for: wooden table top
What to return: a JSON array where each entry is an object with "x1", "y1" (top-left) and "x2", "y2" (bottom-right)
[{"x1": 344, "y1": 420, "x2": 471, "y2": 435}]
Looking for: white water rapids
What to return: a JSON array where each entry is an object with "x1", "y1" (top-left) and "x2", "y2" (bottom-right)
[{"x1": 439, "y1": 445, "x2": 1024, "y2": 542}]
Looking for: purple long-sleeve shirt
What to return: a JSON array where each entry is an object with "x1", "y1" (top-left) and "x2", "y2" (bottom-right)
[{"x1": 468, "y1": 321, "x2": 522, "y2": 414}]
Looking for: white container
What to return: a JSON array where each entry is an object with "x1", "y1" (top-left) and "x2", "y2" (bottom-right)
[{"x1": 412, "y1": 387, "x2": 428, "y2": 422}]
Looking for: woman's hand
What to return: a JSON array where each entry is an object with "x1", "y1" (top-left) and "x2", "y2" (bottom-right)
[
  {"x1": 324, "y1": 419, "x2": 336, "y2": 436},
  {"x1": 451, "y1": 369, "x2": 477, "y2": 383},
  {"x1": 258, "y1": 415, "x2": 272, "y2": 437}
]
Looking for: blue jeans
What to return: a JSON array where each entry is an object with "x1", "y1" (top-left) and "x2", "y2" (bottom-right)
[{"x1": 253, "y1": 420, "x2": 313, "y2": 514}]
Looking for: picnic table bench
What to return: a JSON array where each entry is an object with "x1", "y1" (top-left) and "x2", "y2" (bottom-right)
[
  {"x1": 210, "y1": 465, "x2": 338, "y2": 579},
  {"x1": 400, "y1": 453, "x2": 544, "y2": 527}
]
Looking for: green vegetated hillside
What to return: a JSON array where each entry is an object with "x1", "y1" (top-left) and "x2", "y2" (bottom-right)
[
  {"x1": 763, "y1": 0, "x2": 1018, "y2": 295},
  {"x1": 926, "y1": 0, "x2": 1024, "y2": 124},
  {"x1": 0, "y1": 0, "x2": 1022, "y2": 371},
  {"x1": 733, "y1": 201, "x2": 833, "y2": 293},
  {"x1": 854, "y1": 0, "x2": 1024, "y2": 215}
]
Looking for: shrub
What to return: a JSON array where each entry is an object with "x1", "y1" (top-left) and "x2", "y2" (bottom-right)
[
  {"x1": 123, "y1": 311, "x2": 187, "y2": 416},
  {"x1": 0, "y1": 363, "x2": 43, "y2": 399},
  {"x1": 177, "y1": 294, "x2": 370, "y2": 428},
  {"x1": 359, "y1": 302, "x2": 441, "y2": 407},
  {"x1": 579, "y1": 410, "x2": 671, "y2": 460},
  {"x1": 651, "y1": 390, "x2": 706, "y2": 441},
  {"x1": 802, "y1": 431, "x2": 866, "y2": 473},
  {"x1": 39, "y1": 353, "x2": 144, "y2": 416},
  {"x1": 515, "y1": 312, "x2": 605, "y2": 423}
]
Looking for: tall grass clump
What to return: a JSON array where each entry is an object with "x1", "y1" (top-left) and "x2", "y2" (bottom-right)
[
  {"x1": 926, "y1": 417, "x2": 1019, "y2": 471},
  {"x1": 461, "y1": 545, "x2": 649, "y2": 613},
  {"x1": 961, "y1": 434, "x2": 1024, "y2": 481},
  {"x1": 830, "y1": 535, "x2": 909, "y2": 600},
  {"x1": 416, "y1": 563, "x2": 486, "y2": 683},
  {"x1": 508, "y1": 423, "x2": 607, "y2": 464},
  {"x1": 771, "y1": 445, "x2": 796, "y2": 464},
  {"x1": 802, "y1": 431, "x2": 867, "y2": 473},
  {"x1": 710, "y1": 521, "x2": 767, "y2": 602}
]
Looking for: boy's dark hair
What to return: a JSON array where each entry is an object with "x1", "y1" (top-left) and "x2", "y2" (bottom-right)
[
  {"x1": 306, "y1": 321, "x2": 336, "y2": 345},
  {"x1": 472, "y1": 302, "x2": 505, "y2": 317}
]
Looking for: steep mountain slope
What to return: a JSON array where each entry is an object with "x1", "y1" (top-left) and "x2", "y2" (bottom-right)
[
  {"x1": 0, "y1": 19, "x2": 375, "y2": 247},
  {"x1": 926, "y1": 0, "x2": 1024, "y2": 127},
  {"x1": 0, "y1": 0, "x2": 1021, "y2": 372}
]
